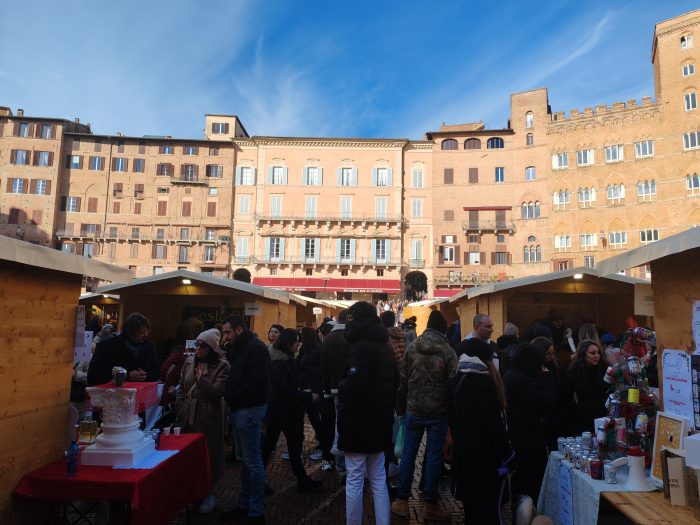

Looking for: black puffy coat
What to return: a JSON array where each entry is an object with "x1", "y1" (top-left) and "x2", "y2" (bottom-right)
[
  {"x1": 87, "y1": 333, "x2": 159, "y2": 386},
  {"x1": 268, "y1": 348, "x2": 309, "y2": 426},
  {"x1": 566, "y1": 363, "x2": 608, "y2": 434},
  {"x1": 338, "y1": 317, "x2": 397, "y2": 453},
  {"x1": 224, "y1": 330, "x2": 271, "y2": 410},
  {"x1": 297, "y1": 341, "x2": 322, "y2": 393}
]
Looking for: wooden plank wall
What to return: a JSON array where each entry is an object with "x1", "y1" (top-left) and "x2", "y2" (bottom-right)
[{"x1": 0, "y1": 261, "x2": 81, "y2": 523}]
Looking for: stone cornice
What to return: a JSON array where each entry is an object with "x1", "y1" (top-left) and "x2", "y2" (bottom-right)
[
  {"x1": 546, "y1": 105, "x2": 661, "y2": 134},
  {"x1": 244, "y1": 136, "x2": 409, "y2": 148},
  {"x1": 655, "y1": 18, "x2": 700, "y2": 38},
  {"x1": 404, "y1": 142, "x2": 433, "y2": 150}
]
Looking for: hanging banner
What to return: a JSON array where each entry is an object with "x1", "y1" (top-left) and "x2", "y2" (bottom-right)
[
  {"x1": 558, "y1": 461, "x2": 574, "y2": 525},
  {"x1": 662, "y1": 349, "x2": 694, "y2": 425}
]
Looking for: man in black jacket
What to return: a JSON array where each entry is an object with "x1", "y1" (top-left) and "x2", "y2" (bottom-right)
[
  {"x1": 87, "y1": 313, "x2": 159, "y2": 386},
  {"x1": 220, "y1": 316, "x2": 270, "y2": 525}
]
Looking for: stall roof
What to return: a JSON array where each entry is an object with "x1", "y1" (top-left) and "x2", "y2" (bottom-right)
[
  {"x1": 407, "y1": 298, "x2": 449, "y2": 307},
  {"x1": 79, "y1": 293, "x2": 119, "y2": 302},
  {"x1": 449, "y1": 267, "x2": 648, "y2": 303},
  {"x1": 97, "y1": 269, "x2": 291, "y2": 303},
  {"x1": 0, "y1": 236, "x2": 132, "y2": 283},
  {"x1": 597, "y1": 227, "x2": 700, "y2": 276}
]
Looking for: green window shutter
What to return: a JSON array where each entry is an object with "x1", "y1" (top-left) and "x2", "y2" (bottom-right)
[
  {"x1": 352, "y1": 168, "x2": 358, "y2": 186},
  {"x1": 267, "y1": 166, "x2": 273, "y2": 184},
  {"x1": 350, "y1": 239, "x2": 356, "y2": 262},
  {"x1": 303, "y1": 167, "x2": 308, "y2": 185},
  {"x1": 371, "y1": 168, "x2": 377, "y2": 186},
  {"x1": 336, "y1": 239, "x2": 342, "y2": 263},
  {"x1": 264, "y1": 238, "x2": 271, "y2": 261},
  {"x1": 314, "y1": 238, "x2": 321, "y2": 262},
  {"x1": 235, "y1": 167, "x2": 242, "y2": 185},
  {"x1": 279, "y1": 238, "x2": 286, "y2": 261},
  {"x1": 387, "y1": 168, "x2": 393, "y2": 186},
  {"x1": 336, "y1": 167, "x2": 342, "y2": 186},
  {"x1": 370, "y1": 240, "x2": 376, "y2": 263},
  {"x1": 282, "y1": 167, "x2": 288, "y2": 185}
]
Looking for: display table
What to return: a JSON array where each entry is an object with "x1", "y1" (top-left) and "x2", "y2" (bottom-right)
[
  {"x1": 601, "y1": 491, "x2": 698, "y2": 525},
  {"x1": 90, "y1": 382, "x2": 160, "y2": 414},
  {"x1": 537, "y1": 452, "x2": 655, "y2": 525},
  {"x1": 13, "y1": 433, "x2": 210, "y2": 525}
]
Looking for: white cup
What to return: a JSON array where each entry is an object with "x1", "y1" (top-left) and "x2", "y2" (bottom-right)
[
  {"x1": 163, "y1": 427, "x2": 171, "y2": 436},
  {"x1": 173, "y1": 427, "x2": 181, "y2": 436}
]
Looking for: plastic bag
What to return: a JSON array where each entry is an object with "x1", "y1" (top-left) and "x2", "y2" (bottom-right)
[{"x1": 394, "y1": 417, "x2": 405, "y2": 459}]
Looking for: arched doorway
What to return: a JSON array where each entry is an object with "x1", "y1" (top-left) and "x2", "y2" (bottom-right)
[
  {"x1": 232, "y1": 268, "x2": 252, "y2": 283},
  {"x1": 404, "y1": 271, "x2": 427, "y2": 301}
]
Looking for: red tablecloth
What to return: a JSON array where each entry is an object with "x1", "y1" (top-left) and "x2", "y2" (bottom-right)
[
  {"x1": 90, "y1": 382, "x2": 160, "y2": 413},
  {"x1": 13, "y1": 433, "x2": 210, "y2": 525}
]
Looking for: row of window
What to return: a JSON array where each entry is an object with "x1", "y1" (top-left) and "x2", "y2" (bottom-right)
[
  {"x1": 254, "y1": 195, "x2": 395, "y2": 220},
  {"x1": 441, "y1": 137, "x2": 505, "y2": 151},
  {"x1": 5, "y1": 178, "x2": 51, "y2": 195},
  {"x1": 442, "y1": 166, "x2": 530, "y2": 184},
  {"x1": 439, "y1": 248, "x2": 512, "y2": 265},
  {"x1": 60, "y1": 241, "x2": 220, "y2": 263},
  {"x1": 9, "y1": 149, "x2": 54, "y2": 167},
  {"x1": 240, "y1": 166, "x2": 399, "y2": 187},
  {"x1": 554, "y1": 229, "x2": 660, "y2": 250},
  {"x1": 552, "y1": 179, "x2": 659, "y2": 209},
  {"x1": 551, "y1": 141, "x2": 655, "y2": 169},
  {"x1": 11, "y1": 122, "x2": 56, "y2": 139},
  {"x1": 255, "y1": 237, "x2": 393, "y2": 264},
  {"x1": 59, "y1": 196, "x2": 219, "y2": 217}
]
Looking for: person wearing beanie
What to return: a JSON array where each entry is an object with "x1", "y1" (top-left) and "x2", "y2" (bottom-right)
[
  {"x1": 497, "y1": 322, "x2": 520, "y2": 374},
  {"x1": 393, "y1": 310, "x2": 457, "y2": 521},
  {"x1": 175, "y1": 328, "x2": 230, "y2": 513},
  {"x1": 448, "y1": 339, "x2": 510, "y2": 525},
  {"x1": 339, "y1": 301, "x2": 396, "y2": 525}
]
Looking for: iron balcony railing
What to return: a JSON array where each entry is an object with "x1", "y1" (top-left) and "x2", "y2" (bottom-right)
[
  {"x1": 461, "y1": 220, "x2": 516, "y2": 233},
  {"x1": 254, "y1": 213, "x2": 404, "y2": 223},
  {"x1": 250, "y1": 256, "x2": 401, "y2": 266}
]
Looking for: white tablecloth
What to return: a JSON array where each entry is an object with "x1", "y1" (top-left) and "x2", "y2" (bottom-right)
[{"x1": 537, "y1": 452, "x2": 636, "y2": 525}]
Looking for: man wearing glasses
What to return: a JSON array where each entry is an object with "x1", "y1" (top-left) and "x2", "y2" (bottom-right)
[{"x1": 87, "y1": 312, "x2": 159, "y2": 385}]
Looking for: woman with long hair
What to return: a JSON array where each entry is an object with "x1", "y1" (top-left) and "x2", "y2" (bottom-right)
[
  {"x1": 262, "y1": 328, "x2": 322, "y2": 492},
  {"x1": 448, "y1": 338, "x2": 511, "y2": 525},
  {"x1": 566, "y1": 339, "x2": 608, "y2": 434},
  {"x1": 267, "y1": 324, "x2": 284, "y2": 351}
]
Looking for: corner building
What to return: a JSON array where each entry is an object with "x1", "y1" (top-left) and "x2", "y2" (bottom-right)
[{"x1": 0, "y1": 9, "x2": 698, "y2": 299}]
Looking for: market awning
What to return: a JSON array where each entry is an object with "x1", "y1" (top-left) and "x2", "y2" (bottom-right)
[
  {"x1": 253, "y1": 277, "x2": 401, "y2": 293},
  {"x1": 432, "y1": 289, "x2": 463, "y2": 298}
]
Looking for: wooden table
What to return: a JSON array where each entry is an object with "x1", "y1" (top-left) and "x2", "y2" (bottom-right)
[{"x1": 601, "y1": 491, "x2": 699, "y2": 524}]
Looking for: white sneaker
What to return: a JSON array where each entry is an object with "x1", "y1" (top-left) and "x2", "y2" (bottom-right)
[
  {"x1": 321, "y1": 459, "x2": 334, "y2": 471},
  {"x1": 309, "y1": 449, "x2": 323, "y2": 461},
  {"x1": 199, "y1": 494, "x2": 215, "y2": 514}
]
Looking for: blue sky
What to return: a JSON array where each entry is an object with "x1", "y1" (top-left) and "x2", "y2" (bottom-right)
[{"x1": 1, "y1": 1, "x2": 698, "y2": 140}]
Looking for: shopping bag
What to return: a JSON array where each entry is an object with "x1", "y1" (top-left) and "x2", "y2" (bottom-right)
[{"x1": 394, "y1": 417, "x2": 405, "y2": 459}]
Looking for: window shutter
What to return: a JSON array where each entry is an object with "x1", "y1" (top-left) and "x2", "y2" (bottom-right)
[
  {"x1": 464, "y1": 251, "x2": 469, "y2": 263},
  {"x1": 480, "y1": 251, "x2": 486, "y2": 263},
  {"x1": 303, "y1": 167, "x2": 308, "y2": 185},
  {"x1": 336, "y1": 239, "x2": 342, "y2": 263},
  {"x1": 51, "y1": 125, "x2": 56, "y2": 139},
  {"x1": 135, "y1": 183, "x2": 144, "y2": 193},
  {"x1": 151, "y1": 245, "x2": 157, "y2": 259},
  {"x1": 10, "y1": 149, "x2": 17, "y2": 164},
  {"x1": 235, "y1": 167, "x2": 242, "y2": 185},
  {"x1": 314, "y1": 238, "x2": 320, "y2": 262},
  {"x1": 279, "y1": 238, "x2": 286, "y2": 260},
  {"x1": 113, "y1": 201, "x2": 120, "y2": 214},
  {"x1": 469, "y1": 167, "x2": 478, "y2": 183},
  {"x1": 454, "y1": 249, "x2": 460, "y2": 265},
  {"x1": 22, "y1": 179, "x2": 29, "y2": 194},
  {"x1": 112, "y1": 158, "x2": 117, "y2": 171},
  {"x1": 48, "y1": 152, "x2": 54, "y2": 166},
  {"x1": 30, "y1": 180, "x2": 36, "y2": 194},
  {"x1": 134, "y1": 202, "x2": 142, "y2": 214},
  {"x1": 33, "y1": 124, "x2": 41, "y2": 138},
  {"x1": 491, "y1": 252, "x2": 496, "y2": 265},
  {"x1": 5, "y1": 179, "x2": 11, "y2": 192},
  {"x1": 182, "y1": 201, "x2": 192, "y2": 216},
  {"x1": 268, "y1": 166, "x2": 273, "y2": 184},
  {"x1": 300, "y1": 238, "x2": 305, "y2": 261},
  {"x1": 318, "y1": 167, "x2": 324, "y2": 185},
  {"x1": 444, "y1": 168, "x2": 453, "y2": 184},
  {"x1": 60, "y1": 196, "x2": 67, "y2": 211},
  {"x1": 224, "y1": 123, "x2": 230, "y2": 134},
  {"x1": 158, "y1": 200, "x2": 167, "y2": 216},
  {"x1": 211, "y1": 123, "x2": 216, "y2": 133},
  {"x1": 370, "y1": 240, "x2": 376, "y2": 263},
  {"x1": 13, "y1": 123, "x2": 18, "y2": 136},
  {"x1": 282, "y1": 167, "x2": 288, "y2": 185},
  {"x1": 352, "y1": 167, "x2": 358, "y2": 186},
  {"x1": 336, "y1": 168, "x2": 342, "y2": 186},
  {"x1": 88, "y1": 198, "x2": 98, "y2": 213},
  {"x1": 507, "y1": 252, "x2": 512, "y2": 265},
  {"x1": 264, "y1": 238, "x2": 271, "y2": 261},
  {"x1": 350, "y1": 239, "x2": 356, "y2": 262},
  {"x1": 372, "y1": 168, "x2": 378, "y2": 186},
  {"x1": 207, "y1": 201, "x2": 217, "y2": 217},
  {"x1": 75, "y1": 198, "x2": 82, "y2": 211},
  {"x1": 159, "y1": 145, "x2": 164, "y2": 154},
  {"x1": 386, "y1": 239, "x2": 392, "y2": 263},
  {"x1": 32, "y1": 152, "x2": 39, "y2": 166},
  {"x1": 78, "y1": 156, "x2": 83, "y2": 169},
  {"x1": 438, "y1": 248, "x2": 444, "y2": 264},
  {"x1": 65, "y1": 155, "x2": 71, "y2": 168},
  {"x1": 386, "y1": 168, "x2": 393, "y2": 186},
  {"x1": 45, "y1": 180, "x2": 52, "y2": 195}
]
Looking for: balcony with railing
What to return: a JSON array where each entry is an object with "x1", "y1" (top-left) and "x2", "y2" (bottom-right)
[
  {"x1": 462, "y1": 220, "x2": 516, "y2": 233},
  {"x1": 56, "y1": 229, "x2": 100, "y2": 240},
  {"x1": 254, "y1": 213, "x2": 404, "y2": 225},
  {"x1": 251, "y1": 256, "x2": 401, "y2": 267},
  {"x1": 408, "y1": 258, "x2": 425, "y2": 268},
  {"x1": 433, "y1": 271, "x2": 513, "y2": 287},
  {"x1": 82, "y1": 229, "x2": 228, "y2": 244}
]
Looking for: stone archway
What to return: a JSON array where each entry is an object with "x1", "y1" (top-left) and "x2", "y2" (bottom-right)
[
  {"x1": 404, "y1": 271, "x2": 428, "y2": 301},
  {"x1": 233, "y1": 268, "x2": 252, "y2": 283}
]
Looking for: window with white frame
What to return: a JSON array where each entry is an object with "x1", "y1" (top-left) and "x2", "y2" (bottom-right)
[
  {"x1": 551, "y1": 153, "x2": 568, "y2": 170},
  {"x1": 114, "y1": 157, "x2": 127, "y2": 172},
  {"x1": 212, "y1": 122, "x2": 227, "y2": 134},
  {"x1": 375, "y1": 197, "x2": 388, "y2": 219},
  {"x1": 238, "y1": 195, "x2": 250, "y2": 214},
  {"x1": 637, "y1": 179, "x2": 656, "y2": 200},
  {"x1": 607, "y1": 183, "x2": 625, "y2": 203},
  {"x1": 640, "y1": 229, "x2": 659, "y2": 244},
  {"x1": 553, "y1": 189, "x2": 570, "y2": 210},
  {"x1": 340, "y1": 167, "x2": 353, "y2": 186},
  {"x1": 305, "y1": 196, "x2": 317, "y2": 218},
  {"x1": 66, "y1": 196, "x2": 80, "y2": 212},
  {"x1": 18, "y1": 123, "x2": 30, "y2": 137},
  {"x1": 685, "y1": 92, "x2": 698, "y2": 111},
  {"x1": 271, "y1": 166, "x2": 285, "y2": 184},
  {"x1": 605, "y1": 144, "x2": 624, "y2": 163},
  {"x1": 34, "y1": 179, "x2": 47, "y2": 195},
  {"x1": 411, "y1": 198, "x2": 422, "y2": 218},
  {"x1": 41, "y1": 124, "x2": 52, "y2": 139},
  {"x1": 204, "y1": 246, "x2": 215, "y2": 262},
  {"x1": 14, "y1": 150, "x2": 29, "y2": 165},
  {"x1": 412, "y1": 168, "x2": 424, "y2": 188},
  {"x1": 178, "y1": 245, "x2": 189, "y2": 263},
  {"x1": 684, "y1": 131, "x2": 700, "y2": 150},
  {"x1": 37, "y1": 151, "x2": 50, "y2": 167},
  {"x1": 576, "y1": 149, "x2": 594, "y2": 166},
  {"x1": 340, "y1": 238, "x2": 352, "y2": 262},
  {"x1": 269, "y1": 237, "x2": 281, "y2": 260},
  {"x1": 208, "y1": 188, "x2": 218, "y2": 195},
  {"x1": 183, "y1": 146, "x2": 197, "y2": 155},
  {"x1": 681, "y1": 34, "x2": 693, "y2": 49},
  {"x1": 376, "y1": 168, "x2": 389, "y2": 186},
  {"x1": 525, "y1": 111, "x2": 534, "y2": 128},
  {"x1": 340, "y1": 196, "x2": 352, "y2": 219},
  {"x1": 442, "y1": 246, "x2": 454, "y2": 263},
  {"x1": 683, "y1": 63, "x2": 696, "y2": 77},
  {"x1": 236, "y1": 237, "x2": 249, "y2": 259},
  {"x1": 554, "y1": 234, "x2": 571, "y2": 251},
  {"x1": 687, "y1": 173, "x2": 700, "y2": 194},
  {"x1": 577, "y1": 187, "x2": 596, "y2": 207},
  {"x1": 525, "y1": 166, "x2": 536, "y2": 181},
  {"x1": 304, "y1": 238, "x2": 316, "y2": 261},
  {"x1": 608, "y1": 231, "x2": 628, "y2": 246},
  {"x1": 375, "y1": 239, "x2": 388, "y2": 262},
  {"x1": 584, "y1": 256, "x2": 596, "y2": 268},
  {"x1": 521, "y1": 201, "x2": 541, "y2": 219},
  {"x1": 206, "y1": 164, "x2": 223, "y2": 177},
  {"x1": 410, "y1": 239, "x2": 423, "y2": 263},
  {"x1": 523, "y1": 244, "x2": 542, "y2": 263},
  {"x1": 304, "y1": 167, "x2": 321, "y2": 185},
  {"x1": 10, "y1": 178, "x2": 23, "y2": 193},
  {"x1": 89, "y1": 156, "x2": 104, "y2": 170},
  {"x1": 69, "y1": 155, "x2": 81, "y2": 169},
  {"x1": 239, "y1": 167, "x2": 254, "y2": 185},
  {"x1": 468, "y1": 251, "x2": 482, "y2": 265},
  {"x1": 526, "y1": 133, "x2": 534, "y2": 146},
  {"x1": 580, "y1": 232, "x2": 597, "y2": 249},
  {"x1": 495, "y1": 167, "x2": 504, "y2": 183},
  {"x1": 205, "y1": 228, "x2": 216, "y2": 241},
  {"x1": 270, "y1": 195, "x2": 282, "y2": 218},
  {"x1": 635, "y1": 140, "x2": 654, "y2": 158}
]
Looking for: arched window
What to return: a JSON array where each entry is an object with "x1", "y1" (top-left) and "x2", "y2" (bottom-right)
[
  {"x1": 464, "y1": 138, "x2": 481, "y2": 150},
  {"x1": 688, "y1": 173, "x2": 700, "y2": 189},
  {"x1": 525, "y1": 166, "x2": 536, "y2": 181},
  {"x1": 534, "y1": 201, "x2": 541, "y2": 217},
  {"x1": 536, "y1": 245, "x2": 542, "y2": 261},
  {"x1": 681, "y1": 34, "x2": 693, "y2": 49},
  {"x1": 683, "y1": 62, "x2": 696, "y2": 77},
  {"x1": 530, "y1": 246, "x2": 536, "y2": 261},
  {"x1": 441, "y1": 139, "x2": 458, "y2": 150},
  {"x1": 637, "y1": 179, "x2": 656, "y2": 199},
  {"x1": 526, "y1": 133, "x2": 533, "y2": 146},
  {"x1": 487, "y1": 137, "x2": 504, "y2": 149},
  {"x1": 525, "y1": 112, "x2": 534, "y2": 128},
  {"x1": 527, "y1": 235, "x2": 536, "y2": 243},
  {"x1": 523, "y1": 245, "x2": 530, "y2": 263},
  {"x1": 521, "y1": 203, "x2": 528, "y2": 220},
  {"x1": 523, "y1": 244, "x2": 542, "y2": 263}
]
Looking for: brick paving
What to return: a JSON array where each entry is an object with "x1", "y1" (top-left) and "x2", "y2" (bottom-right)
[{"x1": 170, "y1": 418, "x2": 465, "y2": 524}]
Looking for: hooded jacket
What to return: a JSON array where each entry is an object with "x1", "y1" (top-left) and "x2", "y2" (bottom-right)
[
  {"x1": 320, "y1": 323, "x2": 350, "y2": 393},
  {"x1": 396, "y1": 328, "x2": 458, "y2": 418},
  {"x1": 338, "y1": 316, "x2": 397, "y2": 453},
  {"x1": 386, "y1": 326, "x2": 407, "y2": 365},
  {"x1": 268, "y1": 347, "x2": 309, "y2": 422}
]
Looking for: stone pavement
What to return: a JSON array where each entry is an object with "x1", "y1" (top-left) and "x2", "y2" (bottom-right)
[{"x1": 171, "y1": 419, "x2": 465, "y2": 524}]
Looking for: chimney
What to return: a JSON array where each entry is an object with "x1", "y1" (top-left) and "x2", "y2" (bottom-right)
[
  {"x1": 74, "y1": 117, "x2": 80, "y2": 123},
  {"x1": 17, "y1": 108, "x2": 24, "y2": 117}
]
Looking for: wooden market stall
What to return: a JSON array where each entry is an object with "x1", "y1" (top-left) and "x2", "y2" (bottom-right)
[
  {"x1": 0, "y1": 236, "x2": 132, "y2": 524},
  {"x1": 449, "y1": 267, "x2": 649, "y2": 340},
  {"x1": 402, "y1": 298, "x2": 458, "y2": 336},
  {"x1": 96, "y1": 269, "x2": 298, "y2": 347},
  {"x1": 78, "y1": 292, "x2": 120, "y2": 326},
  {"x1": 289, "y1": 293, "x2": 342, "y2": 328}
]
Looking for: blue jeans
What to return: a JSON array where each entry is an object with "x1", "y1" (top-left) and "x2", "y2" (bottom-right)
[
  {"x1": 396, "y1": 413, "x2": 448, "y2": 502},
  {"x1": 231, "y1": 405, "x2": 267, "y2": 516}
]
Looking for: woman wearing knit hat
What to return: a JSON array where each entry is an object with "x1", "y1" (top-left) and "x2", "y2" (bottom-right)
[
  {"x1": 175, "y1": 328, "x2": 230, "y2": 513},
  {"x1": 448, "y1": 338, "x2": 511, "y2": 525}
]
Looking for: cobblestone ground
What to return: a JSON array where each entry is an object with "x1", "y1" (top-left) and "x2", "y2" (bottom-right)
[{"x1": 171, "y1": 419, "x2": 465, "y2": 525}]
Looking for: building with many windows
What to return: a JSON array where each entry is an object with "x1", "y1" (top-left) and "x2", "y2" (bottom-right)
[{"x1": 0, "y1": 9, "x2": 699, "y2": 299}]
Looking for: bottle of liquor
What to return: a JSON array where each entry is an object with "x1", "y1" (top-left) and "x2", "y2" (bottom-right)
[{"x1": 66, "y1": 425, "x2": 79, "y2": 477}]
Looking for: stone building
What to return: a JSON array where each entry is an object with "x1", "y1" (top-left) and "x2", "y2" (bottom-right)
[{"x1": 0, "y1": 9, "x2": 698, "y2": 299}]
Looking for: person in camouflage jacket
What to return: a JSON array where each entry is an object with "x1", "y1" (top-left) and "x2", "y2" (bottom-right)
[{"x1": 392, "y1": 310, "x2": 458, "y2": 520}]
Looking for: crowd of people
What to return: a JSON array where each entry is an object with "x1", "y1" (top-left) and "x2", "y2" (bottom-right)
[{"x1": 70, "y1": 304, "x2": 650, "y2": 525}]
